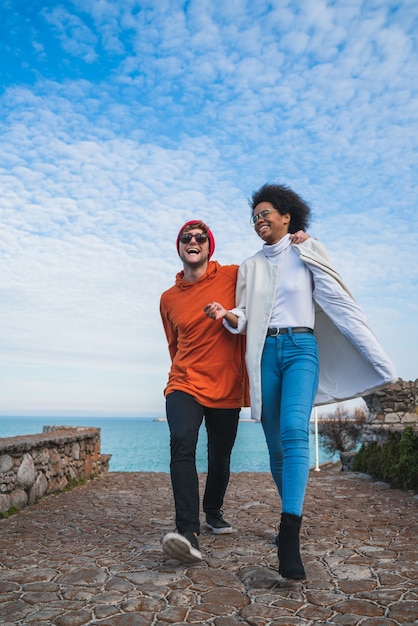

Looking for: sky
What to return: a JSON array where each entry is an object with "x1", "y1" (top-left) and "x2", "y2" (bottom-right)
[{"x1": 0, "y1": 0, "x2": 417, "y2": 419}]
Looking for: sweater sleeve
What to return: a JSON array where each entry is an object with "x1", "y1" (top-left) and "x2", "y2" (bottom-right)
[
  {"x1": 159, "y1": 296, "x2": 178, "y2": 362},
  {"x1": 222, "y1": 263, "x2": 248, "y2": 334}
]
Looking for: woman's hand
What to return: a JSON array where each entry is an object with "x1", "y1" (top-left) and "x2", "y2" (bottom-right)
[
  {"x1": 203, "y1": 302, "x2": 227, "y2": 320},
  {"x1": 290, "y1": 230, "x2": 310, "y2": 244}
]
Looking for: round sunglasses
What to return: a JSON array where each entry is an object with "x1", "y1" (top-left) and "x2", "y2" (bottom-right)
[{"x1": 179, "y1": 233, "x2": 209, "y2": 244}]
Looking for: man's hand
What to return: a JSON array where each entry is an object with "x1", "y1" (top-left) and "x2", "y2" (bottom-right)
[{"x1": 290, "y1": 230, "x2": 310, "y2": 244}]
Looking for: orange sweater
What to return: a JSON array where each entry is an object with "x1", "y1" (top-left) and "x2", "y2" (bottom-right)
[{"x1": 160, "y1": 261, "x2": 249, "y2": 408}]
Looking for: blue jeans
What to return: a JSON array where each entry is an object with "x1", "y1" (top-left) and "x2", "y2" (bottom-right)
[
  {"x1": 166, "y1": 390, "x2": 240, "y2": 534},
  {"x1": 261, "y1": 332, "x2": 319, "y2": 517}
]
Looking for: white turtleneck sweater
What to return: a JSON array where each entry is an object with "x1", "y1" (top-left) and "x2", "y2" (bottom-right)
[{"x1": 263, "y1": 234, "x2": 315, "y2": 329}]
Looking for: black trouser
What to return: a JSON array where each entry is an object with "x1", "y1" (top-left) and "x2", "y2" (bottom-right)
[{"x1": 166, "y1": 390, "x2": 240, "y2": 535}]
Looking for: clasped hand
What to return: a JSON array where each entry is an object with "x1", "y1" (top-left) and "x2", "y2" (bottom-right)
[{"x1": 203, "y1": 302, "x2": 227, "y2": 320}]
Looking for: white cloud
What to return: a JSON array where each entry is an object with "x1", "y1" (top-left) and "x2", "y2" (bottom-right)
[{"x1": 42, "y1": 6, "x2": 98, "y2": 63}]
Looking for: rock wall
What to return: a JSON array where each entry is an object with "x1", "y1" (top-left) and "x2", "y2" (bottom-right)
[
  {"x1": 0, "y1": 426, "x2": 111, "y2": 516},
  {"x1": 362, "y1": 378, "x2": 418, "y2": 444}
]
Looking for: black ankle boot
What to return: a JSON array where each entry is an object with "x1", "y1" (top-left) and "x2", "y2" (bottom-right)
[{"x1": 275, "y1": 512, "x2": 306, "y2": 580}]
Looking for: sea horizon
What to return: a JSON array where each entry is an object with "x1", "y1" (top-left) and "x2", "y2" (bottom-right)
[{"x1": 0, "y1": 415, "x2": 340, "y2": 472}]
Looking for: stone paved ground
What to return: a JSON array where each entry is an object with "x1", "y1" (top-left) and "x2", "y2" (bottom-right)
[{"x1": 0, "y1": 466, "x2": 417, "y2": 626}]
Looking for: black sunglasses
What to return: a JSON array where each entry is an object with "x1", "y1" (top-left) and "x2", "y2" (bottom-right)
[{"x1": 179, "y1": 233, "x2": 209, "y2": 244}]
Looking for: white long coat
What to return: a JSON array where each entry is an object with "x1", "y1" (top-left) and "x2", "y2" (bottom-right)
[{"x1": 226, "y1": 238, "x2": 397, "y2": 422}]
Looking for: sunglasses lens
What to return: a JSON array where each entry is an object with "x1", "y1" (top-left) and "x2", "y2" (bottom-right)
[{"x1": 195, "y1": 234, "x2": 207, "y2": 243}]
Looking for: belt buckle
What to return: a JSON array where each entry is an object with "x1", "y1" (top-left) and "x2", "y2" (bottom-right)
[{"x1": 270, "y1": 327, "x2": 280, "y2": 337}]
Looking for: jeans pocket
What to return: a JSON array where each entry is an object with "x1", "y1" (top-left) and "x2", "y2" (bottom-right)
[{"x1": 289, "y1": 333, "x2": 318, "y2": 356}]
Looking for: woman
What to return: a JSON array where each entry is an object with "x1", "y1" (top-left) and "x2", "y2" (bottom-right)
[{"x1": 204, "y1": 183, "x2": 397, "y2": 580}]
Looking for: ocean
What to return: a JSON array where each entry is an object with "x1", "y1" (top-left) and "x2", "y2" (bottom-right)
[{"x1": 0, "y1": 416, "x2": 339, "y2": 472}]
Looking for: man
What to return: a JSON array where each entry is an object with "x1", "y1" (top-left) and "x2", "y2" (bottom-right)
[{"x1": 159, "y1": 220, "x2": 249, "y2": 563}]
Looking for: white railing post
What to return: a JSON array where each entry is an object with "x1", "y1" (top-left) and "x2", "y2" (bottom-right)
[{"x1": 314, "y1": 406, "x2": 320, "y2": 471}]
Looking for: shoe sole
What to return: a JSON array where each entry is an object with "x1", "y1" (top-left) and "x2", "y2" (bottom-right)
[
  {"x1": 162, "y1": 532, "x2": 202, "y2": 563},
  {"x1": 206, "y1": 522, "x2": 233, "y2": 535}
]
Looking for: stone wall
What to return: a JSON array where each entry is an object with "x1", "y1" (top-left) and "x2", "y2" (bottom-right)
[
  {"x1": 0, "y1": 426, "x2": 111, "y2": 516},
  {"x1": 362, "y1": 378, "x2": 418, "y2": 444}
]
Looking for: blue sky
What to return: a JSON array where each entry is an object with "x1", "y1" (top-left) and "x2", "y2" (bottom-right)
[{"x1": 0, "y1": 0, "x2": 417, "y2": 418}]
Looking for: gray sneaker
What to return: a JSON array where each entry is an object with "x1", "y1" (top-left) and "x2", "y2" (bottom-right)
[
  {"x1": 162, "y1": 531, "x2": 202, "y2": 563},
  {"x1": 205, "y1": 510, "x2": 233, "y2": 534}
]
